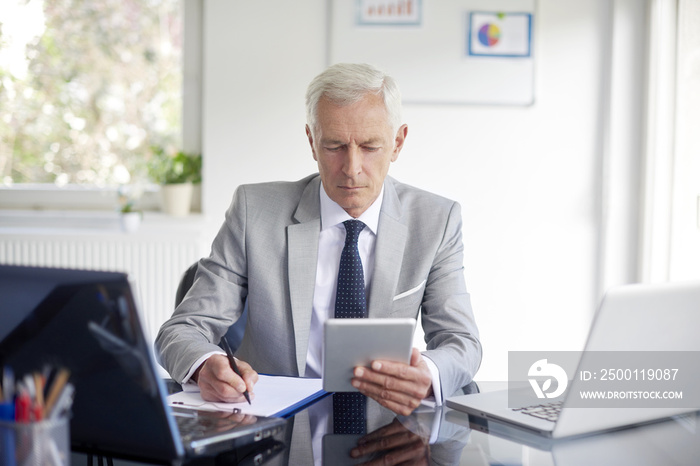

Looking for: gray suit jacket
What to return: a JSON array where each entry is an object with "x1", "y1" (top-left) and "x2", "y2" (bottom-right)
[{"x1": 155, "y1": 174, "x2": 481, "y2": 399}]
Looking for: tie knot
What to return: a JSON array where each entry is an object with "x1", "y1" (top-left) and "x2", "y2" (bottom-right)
[{"x1": 343, "y1": 220, "x2": 365, "y2": 245}]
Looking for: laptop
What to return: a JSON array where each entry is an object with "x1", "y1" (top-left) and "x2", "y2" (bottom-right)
[
  {"x1": 0, "y1": 265, "x2": 286, "y2": 463},
  {"x1": 446, "y1": 281, "x2": 700, "y2": 439}
]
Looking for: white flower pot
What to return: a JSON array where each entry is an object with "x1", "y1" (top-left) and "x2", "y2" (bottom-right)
[
  {"x1": 190, "y1": 183, "x2": 202, "y2": 212},
  {"x1": 120, "y1": 212, "x2": 142, "y2": 232},
  {"x1": 161, "y1": 182, "x2": 193, "y2": 217}
]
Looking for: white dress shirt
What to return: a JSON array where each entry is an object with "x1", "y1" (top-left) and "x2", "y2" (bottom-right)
[{"x1": 303, "y1": 184, "x2": 382, "y2": 377}]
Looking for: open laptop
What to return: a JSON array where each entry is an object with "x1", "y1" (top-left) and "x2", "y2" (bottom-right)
[
  {"x1": 446, "y1": 281, "x2": 700, "y2": 439},
  {"x1": 0, "y1": 265, "x2": 286, "y2": 464}
]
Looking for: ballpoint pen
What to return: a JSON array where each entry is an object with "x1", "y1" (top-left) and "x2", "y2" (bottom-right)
[{"x1": 220, "y1": 338, "x2": 251, "y2": 404}]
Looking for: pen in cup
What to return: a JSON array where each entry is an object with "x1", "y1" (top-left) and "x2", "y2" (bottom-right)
[
  {"x1": 47, "y1": 384, "x2": 74, "y2": 420},
  {"x1": 2, "y1": 367, "x2": 15, "y2": 403},
  {"x1": 44, "y1": 369, "x2": 71, "y2": 418},
  {"x1": 220, "y1": 338, "x2": 251, "y2": 404},
  {"x1": 0, "y1": 365, "x2": 72, "y2": 466}
]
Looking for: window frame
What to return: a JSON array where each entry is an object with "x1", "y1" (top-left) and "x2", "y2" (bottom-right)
[{"x1": 0, "y1": 0, "x2": 202, "y2": 213}]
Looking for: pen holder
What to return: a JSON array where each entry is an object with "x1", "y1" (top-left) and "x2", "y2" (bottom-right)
[{"x1": 0, "y1": 416, "x2": 70, "y2": 466}]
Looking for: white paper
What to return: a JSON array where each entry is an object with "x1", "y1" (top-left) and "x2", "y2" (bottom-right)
[{"x1": 167, "y1": 375, "x2": 324, "y2": 417}]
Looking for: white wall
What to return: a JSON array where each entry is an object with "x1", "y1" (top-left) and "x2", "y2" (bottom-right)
[
  {"x1": 201, "y1": 0, "x2": 325, "y2": 221},
  {"x1": 201, "y1": 0, "x2": 623, "y2": 380}
]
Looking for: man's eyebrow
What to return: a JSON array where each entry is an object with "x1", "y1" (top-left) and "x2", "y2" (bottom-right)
[
  {"x1": 360, "y1": 138, "x2": 382, "y2": 145},
  {"x1": 321, "y1": 138, "x2": 383, "y2": 146},
  {"x1": 321, "y1": 139, "x2": 346, "y2": 146}
]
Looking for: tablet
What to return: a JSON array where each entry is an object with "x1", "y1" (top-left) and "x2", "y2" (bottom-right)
[{"x1": 323, "y1": 318, "x2": 416, "y2": 392}]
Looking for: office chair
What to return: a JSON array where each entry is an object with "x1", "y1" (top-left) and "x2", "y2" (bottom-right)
[{"x1": 175, "y1": 262, "x2": 247, "y2": 352}]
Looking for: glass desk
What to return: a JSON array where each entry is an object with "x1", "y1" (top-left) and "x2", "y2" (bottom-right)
[{"x1": 70, "y1": 381, "x2": 700, "y2": 466}]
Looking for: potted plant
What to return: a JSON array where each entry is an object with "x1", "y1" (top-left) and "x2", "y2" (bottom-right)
[
  {"x1": 117, "y1": 185, "x2": 143, "y2": 232},
  {"x1": 149, "y1": 147, "x2": 201, "y2": 216}
]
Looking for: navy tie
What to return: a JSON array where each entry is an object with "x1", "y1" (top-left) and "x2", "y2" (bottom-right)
[
  {"x1": 332, "y1": 392, "x2": 366, "y2": 434},
  {"x1": 333, "y1": 219, "x2": 367, "y2": 434},
  {"x1": 335, "y1": 219, "x2": 367, "y2": 319}
]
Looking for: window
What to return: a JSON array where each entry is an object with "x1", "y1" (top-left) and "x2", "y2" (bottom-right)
[{"x1": 0, "y1": 0, "x2": 183, "y2": 189}]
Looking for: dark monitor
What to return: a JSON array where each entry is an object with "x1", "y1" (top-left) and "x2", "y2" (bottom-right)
[{"x1": 0, "y1": 265, "x2": 182, "y2": 462}]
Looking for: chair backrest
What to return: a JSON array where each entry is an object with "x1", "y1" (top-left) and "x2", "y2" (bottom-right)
[
  {"x1": 175, "y1": 262, "x2": 198, "y2": 307},
  {"x1": 175, "y1": 262, "x2": 247, "y2": 351}
]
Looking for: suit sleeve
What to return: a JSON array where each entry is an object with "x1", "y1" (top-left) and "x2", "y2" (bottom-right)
[
  {"x1": 420, "y1": 201, "x2": 482, "y2": 399},
  {"x1": 155, "y1": 186, "x2": 249, "y2": 383}
]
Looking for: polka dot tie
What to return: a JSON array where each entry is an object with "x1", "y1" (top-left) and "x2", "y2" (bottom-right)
[
  {"x1": 333, "y1": 392, "x2": 366, "y2": 434},
  {"x1": 335, "y1": 219, "x2": 367, "y2": 319},
  {"x1": 333, "y1": 219, "x2": 367, "y2": 434}
]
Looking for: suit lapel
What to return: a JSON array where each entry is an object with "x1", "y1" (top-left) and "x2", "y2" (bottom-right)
[
  {"x1": 287, "y1": 176, "x2": 321, "y2": 374},
  {"x1": 368, "y1": 178, "x2": 407, "y2": 317}
]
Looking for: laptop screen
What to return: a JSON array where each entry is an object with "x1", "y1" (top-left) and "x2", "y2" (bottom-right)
[{"x1": 0, "y1": 265, "x2": 183, "y2": 462}]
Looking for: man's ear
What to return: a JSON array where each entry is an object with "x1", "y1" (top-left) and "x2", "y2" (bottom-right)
[
  {"x1": 305, "y1": 125, "x2": 318, "y2": 161},
  {"x1": 391, "y1": 124, "x2": 408, "y2": 162}
]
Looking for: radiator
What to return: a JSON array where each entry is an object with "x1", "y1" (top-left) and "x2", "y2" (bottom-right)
[{"x1": 0, "y1": 228, "x2": 208, "y2": 356}]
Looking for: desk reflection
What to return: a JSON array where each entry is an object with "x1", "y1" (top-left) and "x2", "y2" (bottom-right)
[
  {"x1": 283, "y1": 392, "x2": 473, "y2": 465},
  {"x1": 288, "y1": 382, "x2": 700, "y2": 466},
  {"x1": 72, "y1": 382, "x2": 700, "y2": 465},
  {"x1": 446, "y1": 405, "x2": 700, "y2": 466}
]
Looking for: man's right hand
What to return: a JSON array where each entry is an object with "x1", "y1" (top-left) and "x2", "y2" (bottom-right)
[{"x1": 192, "y1": 354, "x2": 258, "y2": 403}]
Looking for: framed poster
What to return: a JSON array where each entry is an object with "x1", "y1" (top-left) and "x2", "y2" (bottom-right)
[
  {"x1": 328, "y1": 0, "x2": 536, "y2": 105},
  {"x1": 356, "y1": 0, "x2": 422, "y2": 26},
  {"x1": 468, "y1": 11, "x2": 532, "y2": 57}
]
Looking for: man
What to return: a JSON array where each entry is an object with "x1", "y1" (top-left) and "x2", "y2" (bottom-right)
[{"x1": 156, "y1": 63, "x2": 481, "y2": 416}]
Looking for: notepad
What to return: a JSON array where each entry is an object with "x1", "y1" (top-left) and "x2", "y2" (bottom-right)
[{"x1": 167, "y1": 375, "x2": 326, "y2": 418}]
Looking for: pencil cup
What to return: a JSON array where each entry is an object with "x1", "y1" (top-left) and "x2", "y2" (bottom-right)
[{"x1": 0, "y1": 416, "x2": 70, "y2": 466}]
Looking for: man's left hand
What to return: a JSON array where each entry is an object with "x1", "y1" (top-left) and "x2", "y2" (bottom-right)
[{"x1": 351, "y1": 347, "x2": 433, "y2": 416}]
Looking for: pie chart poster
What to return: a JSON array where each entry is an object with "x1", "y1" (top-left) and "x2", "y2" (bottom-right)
[{"x1": 469, "y1": 12, "x2": 532, "y2": 57}]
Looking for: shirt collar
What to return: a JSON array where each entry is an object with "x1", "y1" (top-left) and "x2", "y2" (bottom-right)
[{"x1": 319, "y1": 183, "x2": 383, "y2": 235}]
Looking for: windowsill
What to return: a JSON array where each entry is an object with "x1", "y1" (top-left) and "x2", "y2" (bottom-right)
[
  {"x1": 0, "y1": 183, "x2": 163, "y2": 211},
  {"x1": 0, "y1": 209, "x2": 208, "y2": 237}
]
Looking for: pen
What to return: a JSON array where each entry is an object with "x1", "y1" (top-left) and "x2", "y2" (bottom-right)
[
  {"x1": 32, "y1": 372, "x2": 45, "y2": 420},
  {"x1": 48, "y1": 383, "x2": 74, "y2": 420},
  {"x1": 220, "y1": 338, "x2": 251, "y2": 404},
  {"x1": 44, "y1": 368, "x2": 70, "y2": 417},
  {"x1": 15, "y1": 389, "x2": 31, "y2": 422},
  {"x1": 2, "y1": 367, "x2": 14, "y2": 403}
]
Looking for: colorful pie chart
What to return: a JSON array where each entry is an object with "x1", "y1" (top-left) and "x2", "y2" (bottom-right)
[{"x1": 478, "y1": 23, "x2": 501, "y2": 47}]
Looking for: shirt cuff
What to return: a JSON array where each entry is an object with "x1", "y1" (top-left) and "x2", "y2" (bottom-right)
[
  {"x1": 422, "y1": 354, "x2": 442, "y2": 406},
  {"x1": 182, "y1": 350, "x2": 226, "y2": 385}
]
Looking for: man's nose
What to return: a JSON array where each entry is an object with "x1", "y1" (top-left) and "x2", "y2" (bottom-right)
[{"x1": 342, "y1": 146, "x2": 362, "y2": 176}]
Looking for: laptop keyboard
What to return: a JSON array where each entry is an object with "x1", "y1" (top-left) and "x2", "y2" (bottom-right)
[{"x1": 511, "y1": 400, "x2": 563, "y2": 422}]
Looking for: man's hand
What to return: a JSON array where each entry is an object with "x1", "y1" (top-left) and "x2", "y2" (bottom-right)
[
  {"x1": 351, "y1": 348, "x2": 433, "y2": 416},
  {"x1": 193, "y1": 354, "x2": 258, "y2": 403}
]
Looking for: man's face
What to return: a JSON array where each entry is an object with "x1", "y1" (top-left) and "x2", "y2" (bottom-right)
[{"x1": 306, "y1": 93, "x2": 407, "y2": 218}]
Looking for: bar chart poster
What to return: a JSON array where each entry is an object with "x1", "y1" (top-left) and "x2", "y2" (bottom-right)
[{"x1": 357, "y1": 0, "x2": 422, "y2": 26}]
